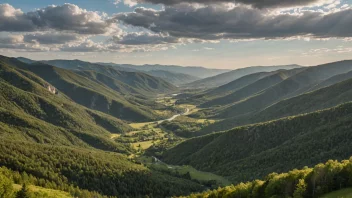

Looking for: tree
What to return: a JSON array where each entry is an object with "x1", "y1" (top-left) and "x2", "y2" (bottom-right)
[
  {"x1": 293, "y1": 179, "x2": 307, "y2": 198},
  {"x1": 16, "y1": 184, "x2": 32, "y2": 198},
  {"x1": 0, "y1": 174, "x2": 14, "y2": 198}
]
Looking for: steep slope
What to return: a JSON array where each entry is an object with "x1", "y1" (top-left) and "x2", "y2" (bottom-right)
[
  {"x1": 43, "y1": 59, "x2": 178, "y2": 95},
  {"x1": 216, "y1": 60, "x2": 352, "y2": 119},
  {"x1": 163, "y1": 102, "x2": 352, "y2": 183},
  {"x1": 310, "y1": 70, "x2": 352, "y2": 91},
  {"x1": 185, "y1": 64, "x2": 303, "y2": 89},
  {"x1": 0, "y1": 57, "x2": 134, "y2": 153},
  {"x1": 99, "y1": 62, "x2": 230, "y2": 78},
  {"x1": 178, "y1": 71, "x2": 276, "y2": 105},
  {"x1": 2, "y1": 56, "x2": 161, "y2": 122},
  {"x1": 0, "y1": 140, "x2": 204, "y2": 197},
  {"x1": 200, "y1": 76, "x2": 352, "y2": 133},
  {"x1": 201, "y1": 68, "x2": 304, "y2": 108},
  {"x1": 146, "y1": 70, "x2": 200, "y2": 85},
  {"x1": 74, "y1": 70, "x2": 145, "y2": 96}
]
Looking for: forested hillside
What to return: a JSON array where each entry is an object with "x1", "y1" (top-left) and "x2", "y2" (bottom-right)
[
  {"x1": 211, "y1": 60, "x2": 352, "y2": 119},
  {"x1": 1, "y1": 56, "x2": 165, "y2": 122},
  {"x1": 185, "y1": 158, "x2": 352, "y2": 198},
  {"x1": 147, "y1": 70, "x2": 200, "y2": 85},
  {"x1": 0, "y1": 54, "x2": 205, "y2": 197},
  {"x1": 43, "y1": 59, "x2": 178, "y2": 95},
  {"x1": 163, "y1": 102, "x2": 352, "y2": 183},
  {"x1": 0, "y1": 141, "x2": 204, "y2": 198},
  {"x1": 201, "y1": 68, "x2": 304, "y2": 108},
  {"x1": 99, "y1": 62, "x2": 229, "y2": 78},
  {"x1": 199, "y1": 76, "x2": 352, "y2": 134}
]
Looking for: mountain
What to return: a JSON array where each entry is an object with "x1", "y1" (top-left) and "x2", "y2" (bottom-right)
[
  {"x1": 213, "y1": 60, "x2": 352, "y2": 119},
  {"x1": 200, "y1": 76, "x2": 352, "y2": 134},
  {"x1": 0, "y1": 55, "x2": 205, "y2": 197},
  {"x1": 99, "y1": 62, "x2": 230, "y2": 79},
  {"x1": 310, "y1": 70, "x2": 352, "y2": 91},
  {"x1": 42, "y1": 59, "x2": 178, "y2": 95},
  {"x1": 146, "y1": 70, "x2": 200, "y2": 85},
  {"x1": 184, "y1": 64, "x2": 303, "y2": 89},
  {"x1": 201, "y1": 68, "x2": 304, "y2": 108},
  {"x1": 4, "y1": 56, "x2": 164, "y2": 122},
  {"x1": 16, "y1": 57, "x2": 36, "y2": 64},
  {"x1": 162, "y1": 102, "x2": 352, "y2": 184},
  {"x1": 0, "y1": 55, "x2": 137, "y2": 152},
  {"x1": 177, "y1": 71, "x2": 276, "y2": 105}
]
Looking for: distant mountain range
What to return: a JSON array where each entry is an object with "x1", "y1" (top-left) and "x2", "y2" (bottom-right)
[
  {"x1": 98, "y1": 62, "x2": 230, "y2": 79},
  {"x1": 183, "y1": 64, "x2": 303, "y2": 89}
]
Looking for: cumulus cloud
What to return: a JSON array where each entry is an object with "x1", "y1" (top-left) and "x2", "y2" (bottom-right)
[
  {"x1": 111, "y1": 32, "x2": 180, "y2": 45},
  {"x1": 115, "y1": 5, "x2": 352, "y2": 41},
  {"x1": 23, "y1": 32, "x2": 84, "y2": 44},
  {"x1": 0, "y1": 3, "x2": 117, "y2": 34},
  {"x1": 119, "y1": 0, "x2": 335, "y2": 9}
]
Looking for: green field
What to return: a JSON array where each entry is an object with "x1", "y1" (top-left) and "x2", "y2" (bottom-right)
[
  {"x1": 137, "y1": 156, "x2": 231, "y2": 186},
  {"x1": 322, "y1": 188, "x2": 352, "y2": 198}
]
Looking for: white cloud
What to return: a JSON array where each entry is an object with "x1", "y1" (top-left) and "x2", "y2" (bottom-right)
[{"x1": 0, "y1": 3, "x2": 118, "y2": 35}]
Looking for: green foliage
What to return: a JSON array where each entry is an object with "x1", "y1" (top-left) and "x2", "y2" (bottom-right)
[
  {"x1": 16, "y1": 184, "x2": 32, "y2": 198},
  {"x1": 0, "y1": 172, "x2": 14, "y2": 198},
  {"x1": 200, "y1": 75, "x2": 352, "y2": 134},
  {"x1": 201, "y1": 69, "x2": 303, "y2": 108},
  {"x1": 186, "y1": 158, "x2": 352, "y2": 198},
  {"x1": 163, "y1": 102, "x2": 352, "y2": 183},
  {"x1": 0, "y1": 140, "x2": 203, "y2": 197},
  {"x1": 44, "y1": 59, "x2": 178, "y2": 95},
  {"x1": 159, "y1": 117, "x2": 212, "y2": 137}
]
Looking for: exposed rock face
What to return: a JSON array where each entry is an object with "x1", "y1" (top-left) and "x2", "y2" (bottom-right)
[{"x1": 47, "y1": 85, "x2": 57, "y2": 94}]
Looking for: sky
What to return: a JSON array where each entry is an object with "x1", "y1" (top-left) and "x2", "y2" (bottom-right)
[{"x1": 0, "y1": 0, "x2": 352, "y2": 69}]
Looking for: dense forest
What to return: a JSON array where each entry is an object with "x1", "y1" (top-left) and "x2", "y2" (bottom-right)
[
  {"x1": 162, "y1": 102, "x2": 352, "y2": 183},
  {"x1": 185, "y1": 158, "x2": 352, "y2": 198}
]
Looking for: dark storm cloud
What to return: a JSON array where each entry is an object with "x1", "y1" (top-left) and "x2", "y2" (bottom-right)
[
  {"x1": 115, "y1": 5, "x2": 352, "y2": 41},
  {"x1": 122, "y1": 0, "x2": 326, "y2": 9}
]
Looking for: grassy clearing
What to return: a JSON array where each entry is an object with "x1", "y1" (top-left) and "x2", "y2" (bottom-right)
[
  {"x1": 132, "y1": 140, "x2": 161, "y2": 150},
  {"x1": 129, "y1": 122, "x2": 154, "y2": 129},
  {"x1": 321, "y1": 188, "x2": 352, "y2": 198},
  {"x1": 13, "y1": 184, "x2": 72, "y2": 198},
  {"x1": 137, "y1": 156, "x2": 231, "y2": 186}
]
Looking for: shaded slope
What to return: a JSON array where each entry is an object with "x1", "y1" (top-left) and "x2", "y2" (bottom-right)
[
  {"x1": 74, "y1": 70, "x2": 144, "y2": 96},
  {"x1": 0, "y1": 59, "x2": 134, "y2": 153},
  {"x1": 99, "y1": 62, "x2": 230, "y2": 78},
  {"x1": 310, "y1": 70, "x2": 352, "y2": 91},
  {"x1": 147, "y1": 70, "x2": 200, "y2": 85},
  {"x1": 202, "y1": 68, "x2": 304, "y2": 108},
  {"x1": 200, "y1": 76, "x2": 352, "y2": 133},
  {"x1": 185, "y1": 64, "x2": 302, "y2": 88},
  {"x1": 178, "y1": 71, "x2": 276, "y2": 105},
  {"x1": 163, "y1": 102, "x2": 352, "y2": 183},
  {"x1": 3, "y1": 57, "x2": 160, "y2": 122},
  {"x1": 44, "y1": 59, "x2": 178, "y2": 95},
  {"x1": 216, "y1": 60, "x2": 352, "y2": 119}
]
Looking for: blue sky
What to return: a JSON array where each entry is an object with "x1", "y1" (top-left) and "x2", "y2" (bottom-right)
[{"x1": 1, "y1": 0, "x2": 352, "y2": 69}]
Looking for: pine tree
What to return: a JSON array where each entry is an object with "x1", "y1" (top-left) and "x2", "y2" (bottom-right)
[{"x1": 16, "y1": 184, "x2": 32, "y2": 198}]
